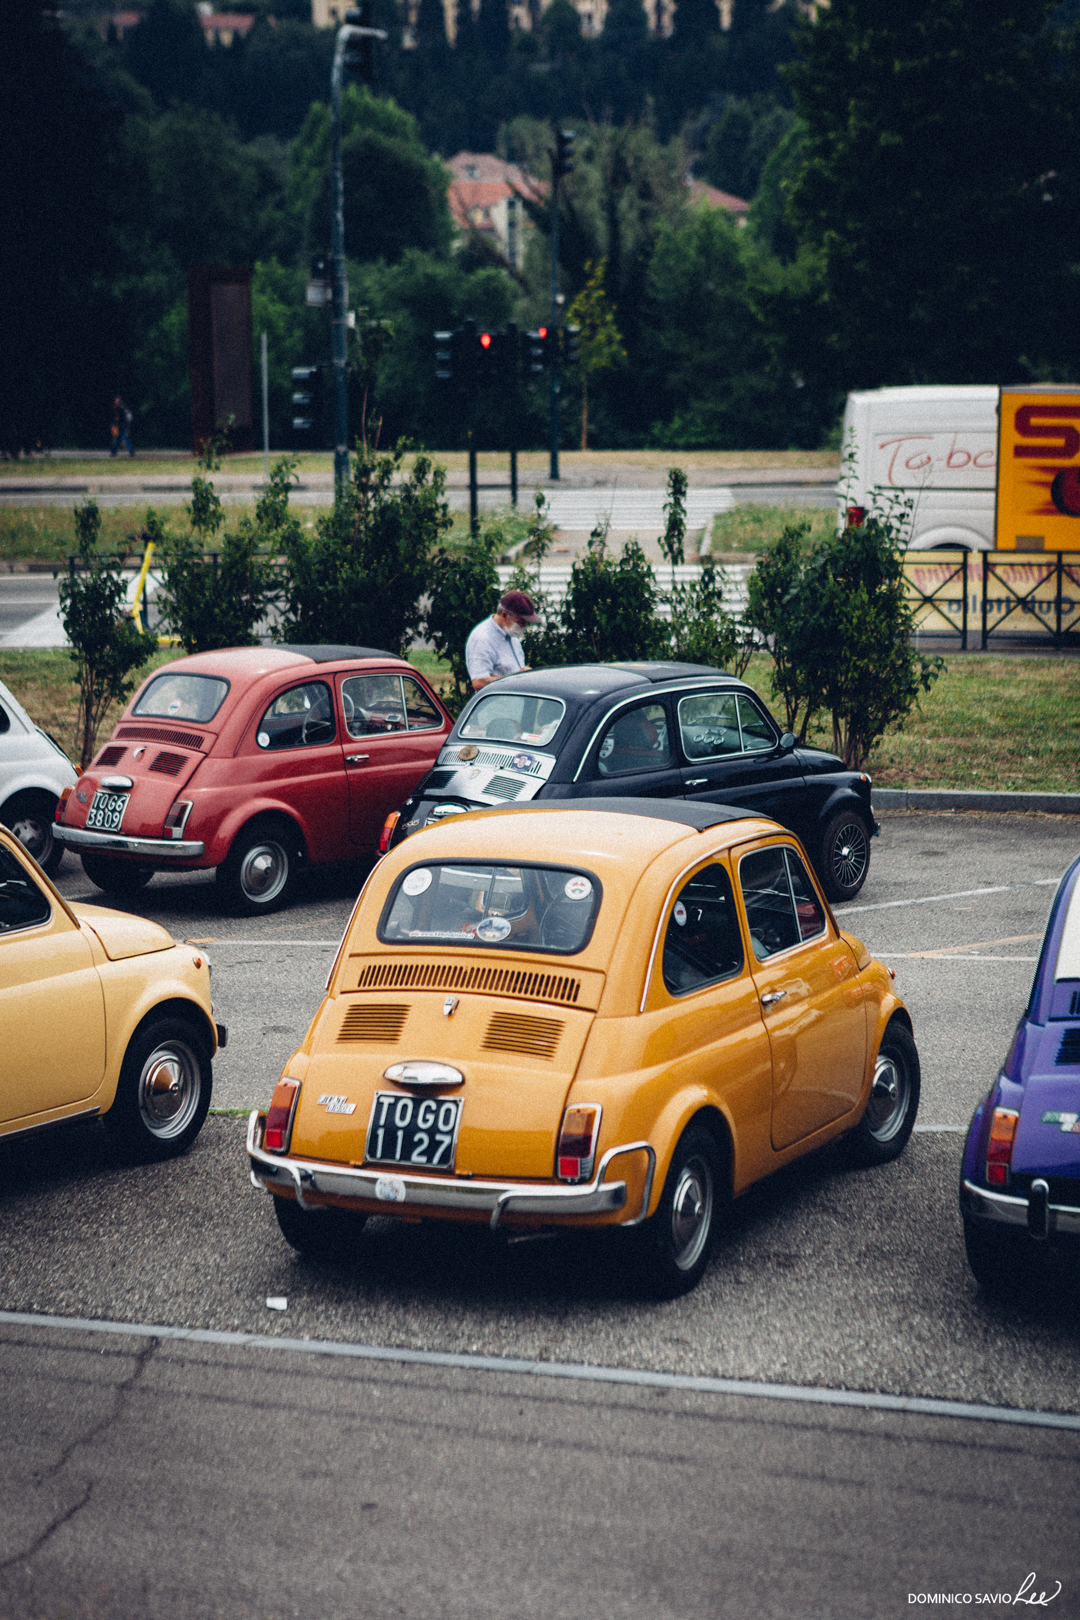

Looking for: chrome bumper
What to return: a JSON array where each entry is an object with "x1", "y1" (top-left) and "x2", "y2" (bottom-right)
[
  {"x1": 247, "y1": 1111, "x2": 656, "y2": 1233},
  {"x1": 55, "y1": 824, "x2": 205, "y2": 859},
  {"x1": 961, "y1": 1178, "x2": 1080, "y2": 1238}
]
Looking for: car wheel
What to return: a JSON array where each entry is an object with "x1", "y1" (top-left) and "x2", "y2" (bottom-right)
[
  {"x1": 817, "y1": 809, "x2": 871, "y2": 902},
  {"x1": 273, "y1": 1192, "x2": 367, "y2": 1259},
  {"x1": 963, "y1": 1219, "x2": 1039, "y2": 1294},
  {"x1": 217, "y1": 819, "x2": 302, "y2": 916},
  {"x1": 2, "y1": 790, "x2": 63, "y2": 876},
  {"x1": 630, "y1": 1122, "x2": 726, "y2": 1298},
  {"x1": 102, "y1": 1014, "x2": 212, "y2": 1161},
  {"x1": 80, "y1": 851, "x2": 154, "y2": 896},
  {"x1": 842, "y1": 1022, "x2": 920, "y2": 1167}
]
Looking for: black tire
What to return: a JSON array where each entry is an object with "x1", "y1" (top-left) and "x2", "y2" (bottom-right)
[
  {"x1": 628, "y1": 1122, "x2": 727, "y2": 1298},
  {"x1": 273, "y1": 1191, "x2": 367, "y2": 1259},
  {"x1": 963, "y1": 1219, "x2": 1041, "y2": 1294},
  {"x1": 216, "y1": 818, "x2": 302, "y2": 916},
  {"x1": 2, "y1": 790, "x2": 63, "y2": 876},
  {"x1": 817, "y1": 808, "x2": 872, "y2": 903},
  {"x1": 842, "y1": 1021, "x2": 920, "y2": 1167},
  {"x1": 102, "y1": 1013, "x2": 212, "y2": 1161},
  {"x1": 80, "y1": 851, "x2": 154, "y2": 896}
]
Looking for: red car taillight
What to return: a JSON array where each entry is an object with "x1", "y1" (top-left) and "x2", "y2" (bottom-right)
[
  {"x1": 986, "y1": 1106, "x2": 1020, "y2": 1187},
  {"x1": 163, "y1": 799, "x2": 193, "y2": 840},
  {"x1": 556, "y1": 1104, "x2": 601, "y2": 1182},
  {"x1": 379, "y1": 811, "x2": 400, "y2": 855},
  {"x1": 55, "y1": 785, "x2": 73, "y2": 823},
  {"x1": 265, "y1": 1078, "x2": 301, "y2": 1153}
]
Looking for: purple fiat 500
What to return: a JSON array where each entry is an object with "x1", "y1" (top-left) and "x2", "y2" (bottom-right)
[{"x1": 960, "y1": 852, "x2": 1080, "y2": 1288}]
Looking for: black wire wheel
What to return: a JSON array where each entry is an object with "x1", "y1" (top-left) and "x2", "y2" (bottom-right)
[
  {"x1": 103, "y1": 1014, "x2": 212, "y2": 1161},
  {"x1": 817, "y1": 809, "x2": 871, "y2": 903},
  {"x1": 2, "y1": 790, "x2": 63, "y2": 876},
  {"x1": 842, "y1": 1022, "x2": 920, "y2": 1167}
]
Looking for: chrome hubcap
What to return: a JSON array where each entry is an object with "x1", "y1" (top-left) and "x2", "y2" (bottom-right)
[
  {"x1": 669, "y1": 1154, "x2": 714, "y2": 1272},
  {"x1": 11, "y1": 815, "x2": 48, "y2": 861},
  {"x1": 865, "y1": 1054, "x2": 909, "y2": 1141},
  {"x1": 137, "y1": 1041, "x2": 200, "y2": 1138},
  {"x1": 832, "y1": 823, "x2": 868, "y2": 888},
  {"x1": 240, "y1": 841, "x2": 288, "y2": 903}
]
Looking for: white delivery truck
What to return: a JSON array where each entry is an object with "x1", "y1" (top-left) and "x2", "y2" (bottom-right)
[{"x1": 839, "y1": 385, "x2": 999, "y2": 550}]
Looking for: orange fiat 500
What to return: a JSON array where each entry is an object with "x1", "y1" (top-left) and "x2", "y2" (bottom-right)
[{"x1": 248, "y1": 800, "x2": 919, "y2": 1294}]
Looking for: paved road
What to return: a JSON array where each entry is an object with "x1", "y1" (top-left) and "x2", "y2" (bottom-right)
[{"x1": 2, "y1": 812, "x2": 1079, "y2": 1617}]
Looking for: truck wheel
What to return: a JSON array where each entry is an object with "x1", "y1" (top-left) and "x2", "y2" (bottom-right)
[
  {"x1": 2, "y1": 790, "x2": 63, "y2": 876},
  {"x1": 817, "y1": 809, "x2": 871, "y2": 902}
]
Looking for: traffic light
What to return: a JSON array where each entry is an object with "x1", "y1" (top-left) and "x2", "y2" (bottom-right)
[
  {"x1": 434, "y1": 329, "x2": 455, "y2": 382},
  {"x1": 552, "y1": 129, "x2": 575, "y2": 180},
  {"x1": 524, "y1": 329, "x2": 546, "y2": 375},
  {"x1": 562, "y1": 324, "x2": 581, "y2": 367},
  {"x1": 342, "y1": 2, "x2": 375, "y2": 85},
  {"x1": 291, "y1": 365, "x2": 321, "y2": 439}
]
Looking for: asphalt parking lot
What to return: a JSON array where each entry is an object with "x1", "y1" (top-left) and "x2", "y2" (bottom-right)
[{"x1": 3, "y1": 810, "x2": 1080, "y2": 1618}]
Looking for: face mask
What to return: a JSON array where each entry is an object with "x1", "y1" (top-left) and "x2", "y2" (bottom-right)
[{"x1": 508, "y1": 623, "x2": 525, "y2": 639}]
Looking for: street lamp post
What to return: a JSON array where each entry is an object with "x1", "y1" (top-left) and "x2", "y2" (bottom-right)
[
  {"x1": 547, "y1": 129, "x2": 575, "y2": 483},
  {"x1": 330, "y1": 4, "x2": 386, "y2": 502}
]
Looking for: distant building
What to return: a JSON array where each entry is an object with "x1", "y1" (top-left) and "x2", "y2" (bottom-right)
[
  {"x1": 446, "y1": 152, "x2": 544, "y2": 271},
  {"x1": 687, "y1": 179, "x2": 751, "y2": 226},
  {"x1": 194, "y1": 4, "x2": 256, "y2": 45}
]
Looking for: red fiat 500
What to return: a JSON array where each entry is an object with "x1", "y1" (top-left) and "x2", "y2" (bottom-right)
[{"x1": 54, "y1": 645, "x2": 452, "y2": 913}]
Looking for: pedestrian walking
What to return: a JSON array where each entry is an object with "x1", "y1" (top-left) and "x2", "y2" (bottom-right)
[
  {"x1": 464, "y1": 589, "x2": 539, "y2": 691},
  {"x1": 110, "y1": 396, "x2": 135, "y2": 457}
]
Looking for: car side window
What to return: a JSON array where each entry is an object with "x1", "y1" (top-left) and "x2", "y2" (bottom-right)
[
  {"x1": 256, "y1": 682, "x2": 335, "y2": 750},
  {"x1": 0, "y1": 846, "x2": 51, "y2": 934},
  {"x1": 596, "y1": 703, "x2": 671, "y2": 776},
  {"x1": 0, "y1": 704, "x2": 10, "y2": 735},
  {"x1": 662, "y1": 863, "x2": 744, "y2": 995},
  {"x1": 402, "y1": 677, "x2": 442, "y2": 731},
  {"x1": 740, "y1": 845, "x2": 826, "y2": 961},
  {"x1": 677, "y1": 693, "x2": 741, "y2": 760},
  {"x1": 341, "y1": 674, "x2": 409, "y2": 737},
  {"x1": 737, "y1": 694, "x2": 777, "y2": 753}
]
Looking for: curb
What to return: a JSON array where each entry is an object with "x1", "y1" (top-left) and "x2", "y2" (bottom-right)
[{"x1": 873, "y1": 787, "x2": 1080, "y2": 815}]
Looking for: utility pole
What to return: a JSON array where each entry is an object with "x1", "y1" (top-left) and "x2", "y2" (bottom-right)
[
  {"x1": 548, "y1": 129, "x2": 574, "y2": 482},
  {"x1": 330, "y1": 3, "x2": 386, "y2": 502}
]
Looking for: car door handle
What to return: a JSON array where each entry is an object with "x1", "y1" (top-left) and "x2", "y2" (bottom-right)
[
  {"x1": 686, "y1": 778, "x2": 710, "y2": 787},
  {"x1": 760, "y1": 990, "x2": 786, "y2": 1007},
  {"x1": 345, "y1": 754, "x2": 369, "y2": 764}
]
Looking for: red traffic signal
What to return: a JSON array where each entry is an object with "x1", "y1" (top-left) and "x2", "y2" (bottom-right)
[
  {"x1": 480, "y1": 332, "x2": 492, "y2": 349},
  {"x1": 537, "y1": 326, "x2": 548, "y2": 339}
]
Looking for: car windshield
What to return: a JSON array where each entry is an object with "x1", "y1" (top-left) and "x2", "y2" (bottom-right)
[
  {"x1": 459, "y1": 693, "x2": 564, "y2": 746},
  {"x1": 133, "y1": 673, "x2": 229, "y2": 724},
  {"x1": 380, "y1": 862, "x2": 600, "y2": 954}
]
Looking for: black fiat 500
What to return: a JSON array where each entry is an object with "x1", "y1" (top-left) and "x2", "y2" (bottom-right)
[{"x1": 381, "y1": 663, "x2": 878, "y2": 902}]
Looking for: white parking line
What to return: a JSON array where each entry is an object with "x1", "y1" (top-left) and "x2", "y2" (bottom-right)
[
  {"x1": 1, "y1": 1309, "x2": 1077, "y2": 1431},
  {"x1": 838, "y1": 879, "x2": 1059, "y2": 917}
]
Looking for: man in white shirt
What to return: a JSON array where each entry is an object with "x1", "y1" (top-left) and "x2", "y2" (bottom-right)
[{"x1": 465, "y1": 591, "x2": 539, "y2": 691}]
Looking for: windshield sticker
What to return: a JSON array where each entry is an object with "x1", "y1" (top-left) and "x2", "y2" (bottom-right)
[
  {"x1": 476, "y1": 916, "x2": 513, "y2": 943},
  {"x1": 564, "y1": 876, "x2": 592, "y2": 901},
  {"x1": 673, "y1": 901, "x2": 688, "y2": 927},
  {"x1": 401, "y1": 868, "x2": 433, "y2": 897},
  {"x1": 511, "y1": 753, "x2": 536, "y2": 770},
  {"x1": 1041, "y1": 1110, "x2": 1080, "y2": 1132},
  {"x1": 457, "y1": 745, "x2": 479, "y2": 761}
]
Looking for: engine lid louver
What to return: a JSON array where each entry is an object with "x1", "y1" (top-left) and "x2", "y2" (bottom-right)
[
  {"x1": 149, "y1": 750, "x2": 188, "y2": 776},
  {"x1": 1056, "y1": 1027, "x2": 1080, "y2": 1065},
  {"x1": 338, "y1": 1003, "x2": 410, "y2": 1043},
  {"x1": 482, "y1": 1011, "x2": 564, "y2": 1059},
  {"x1": 354, "y1": 958, "x2": 585, "y2": 1007},
  {"x1": 95, "y1": 746, "x2": 126, "y2": 767},
  {"x1": 117, "y1": 724, "x2": 205, "y2": 751}
]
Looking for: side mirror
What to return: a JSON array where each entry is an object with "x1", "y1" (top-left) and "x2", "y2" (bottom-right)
[{"x1": 779, "y1": 732, "x2": 796, "y2": 753}]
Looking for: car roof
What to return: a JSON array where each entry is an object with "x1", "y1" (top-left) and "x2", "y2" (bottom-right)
[
  {"x1": 151, "y1": 645, "x2": 406, "y2": 680},
  {"x1": 472, "y1": 662, "x2": 735, "y2": 702},
  {"x1": 537, "y1": 798, "x2": 754, "y2": 831}
]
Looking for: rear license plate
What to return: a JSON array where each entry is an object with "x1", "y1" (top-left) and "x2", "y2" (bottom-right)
[
  {"x1": 85, "y1": 789, "x2": 129, "y2": 833},
  {"x1": 364, "y1": 1091, "x2": 462, "y2": 1170}
]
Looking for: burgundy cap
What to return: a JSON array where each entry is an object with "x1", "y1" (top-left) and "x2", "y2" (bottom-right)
[{"x1": 499, "y1": 590, "x2": 539, "y2": 624}]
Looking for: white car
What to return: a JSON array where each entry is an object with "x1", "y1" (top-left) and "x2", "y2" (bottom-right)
[{"x1": 0, "y1": 677, "x2": 77, "y2": 875}]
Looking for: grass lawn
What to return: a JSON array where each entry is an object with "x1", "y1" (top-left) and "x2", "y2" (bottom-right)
[
  {"x1": 4, "y1": 644, "x2": 1076, "y2": 793},
  {"x1": 710, "y1": 503, "x2": 837, "y2": 556}
]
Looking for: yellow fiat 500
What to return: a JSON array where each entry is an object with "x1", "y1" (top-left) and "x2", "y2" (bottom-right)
[
  {"x1": 0, "y1": 824, "x2": 223, "y2": 1160},
  {"x1": 248, "y1": 800, "x2": 919, "y2": 1295}
]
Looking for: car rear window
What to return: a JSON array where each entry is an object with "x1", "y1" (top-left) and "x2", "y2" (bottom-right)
[
  {"x1": 133, "y1": 673, "x2": 229, "y2": 724},
  {"x1": 459, "y1": 693, "x2": 564, "y2": 746},
  {"x1": 380, "y1": 862, "x2": 600, "y2": 954}
]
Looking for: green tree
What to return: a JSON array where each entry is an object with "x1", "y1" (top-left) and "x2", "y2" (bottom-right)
[
  {"x1": 528, "y1": 525, "x2": 667, "y2": 667},
  {"x1": 783, "y1": 0, "x2": 1080, "y2": 387},
  {"x1": 57, "y1": 502, "x2": 157, "y2": 768},
  {"x1": 277, "y1": 445, "x2": 451, "y2": 652},
  {"x1": 565, "y1": 259, "x2": 626, "y2": 450},
  {"x1": 659, "y1": 468, "x2": 750, "y2": 672}
]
